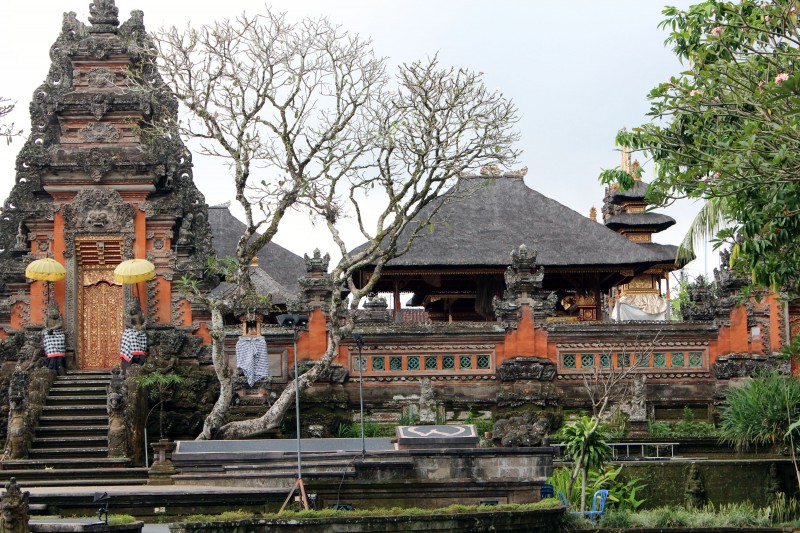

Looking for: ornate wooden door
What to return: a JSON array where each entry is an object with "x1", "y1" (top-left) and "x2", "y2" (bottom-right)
[{"x1": 76, "y1": 238, "x2": 124, "y2": 369}]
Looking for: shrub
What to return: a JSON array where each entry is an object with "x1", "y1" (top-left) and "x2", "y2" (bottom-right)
[{"x1": 718, "y1": 370, "x2": 800, "y2": 451}]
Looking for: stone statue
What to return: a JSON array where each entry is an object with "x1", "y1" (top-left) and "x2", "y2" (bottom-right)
[
  {"x1": 0, "y1": 478, "x2": 29, "y2": 533},
  {"x1": 107, "y1": 366, "x2": 129, "y2": 458},
  {"x1": 684, "y1": 463, "x2": 706, "y2": 509},
  {"x1": 125, "y1": 300, "x2": 146, "y2": 330},
  {"x1": 418, "y1": 378, "x2": 436, "y2": 424},
  {"x1": 43, "y1": 303, "x2": 66, "y2": 375},
  {"x1": 13, "y1": 224, "x2": 26, "y2": 251},
  {"x1": 120, "y1": 300, "x2": 147, "y2": 374},
  {"x1": 6, "y1": 370, "x2": 29, "y2": 460},
  {"x1": 176, "y1": 213, "x2": 194, "y2": 247}
]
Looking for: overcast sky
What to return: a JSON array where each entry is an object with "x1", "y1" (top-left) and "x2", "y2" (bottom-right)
[{"x1": 1, "y1": 0, "x2": 718, "y2": 279}]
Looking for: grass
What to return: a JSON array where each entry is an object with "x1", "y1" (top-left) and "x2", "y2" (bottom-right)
[
  {"x1": 177, "y1": 500, "x2": 561, "y2": 523},
  {"x1": 594, "y1": 501, "x2": 787, "y2": 529}
]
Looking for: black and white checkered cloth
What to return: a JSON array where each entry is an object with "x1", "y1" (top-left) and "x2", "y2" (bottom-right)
[
  {"x1": 236, "y1": 335, "x2": 269, "y2": 387},
  {"x1": 119, "y1": 328, "x2": 147, "y2": 362},
  {"x1": 43, "y1": 329, "x2": 65, "y2": 358}
]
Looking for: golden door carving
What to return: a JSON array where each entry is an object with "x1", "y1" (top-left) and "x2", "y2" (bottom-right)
[{"x1": 78, "y1": 276, "x2": 123, "y2": 369}]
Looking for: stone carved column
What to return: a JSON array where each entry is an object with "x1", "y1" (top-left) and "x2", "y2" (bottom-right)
[
  {"x1": 0, "y1": 478, "x2": 30, "y2": 533},
  {"x1": 107, "y1": 366, "x2": 129, "y2": 458}
]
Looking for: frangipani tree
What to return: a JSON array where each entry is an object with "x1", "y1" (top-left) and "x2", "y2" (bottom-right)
[
  {"x1": 145, "y1": 9, "x2": 519, "y2": 439},
  {"x1": 599, "y1": 0, "x2": 800, "y2": 293}
]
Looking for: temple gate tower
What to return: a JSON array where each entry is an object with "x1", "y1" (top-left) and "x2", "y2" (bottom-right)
[{"x1": 0, "y1": 0, "x2": 212, "y2": 369}]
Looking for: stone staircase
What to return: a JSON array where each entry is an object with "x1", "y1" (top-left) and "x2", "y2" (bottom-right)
[{"x1": 1, "y1": 370, "x2": 149, "y2": 489}]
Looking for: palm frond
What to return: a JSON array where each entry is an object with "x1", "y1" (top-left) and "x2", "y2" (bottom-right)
[{"x1": 676, "y1": 197, "x2": 730, "y2": 266}]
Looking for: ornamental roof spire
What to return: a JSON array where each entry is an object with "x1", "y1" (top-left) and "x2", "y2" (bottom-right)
[{"x1": 87, "y1": 0, "x2": 119, "y2": 33}]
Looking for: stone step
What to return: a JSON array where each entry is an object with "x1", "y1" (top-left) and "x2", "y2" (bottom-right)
[
  {"x1": 41, "y1": 405, "x2": 107, "y2": 416},
  {"x1": 2, "y1": 469, "x2": 150, "y2": 488},
  {"x1": 28, "y1": 447, "x2": 109, "y2": 460},
  {"x1": 36, "y1": 415, "x2": 108, "y2": 427},
  {"x1": 35, "y1": 425, "x2": 108, "y2": 439},
  {"x1": 44, "y1": 395, "x2": 107, "y2": 406},
  {"x1": 1, "y1": 457, "x2": 132, "y2": 470},
  {"x1": 51, "y1": 378, "x2": 110, "y2": 386},
  {"x1": 19, "y1": 477, "x2": 149, "y2": 488},
  {"x1": 31, "y1": 436, "x2": 108, "y2": 449},
  {"x1": 47, "y1": 387, "x2": 107, "y2": 395}
]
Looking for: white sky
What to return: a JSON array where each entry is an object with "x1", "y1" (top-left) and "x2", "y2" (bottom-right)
[{"x1": 0, "y1": 0, "x2": 718, "y2": 282}]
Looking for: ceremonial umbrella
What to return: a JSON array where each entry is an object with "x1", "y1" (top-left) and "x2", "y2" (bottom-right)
[
  {"x1": 25, "y1": 258, "x2": 67, "y2": 306},
  {"x1": 114, "y1": 259, "x2": 155, "y2": 300},
  {"x1": 113, "y1": 259, "x2": 156, "y2": 284},
  {"x1": 25, "y1": 258, "x2": 67, "y2": 282}
]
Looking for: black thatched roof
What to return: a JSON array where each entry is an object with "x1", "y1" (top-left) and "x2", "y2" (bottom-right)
[
  {"x1": 605, "y1": 212, "x2": 676, "y2": 232},
  {"x1": 637, "y1": 243, "x2": 679, "y2": 263},
  {"x1": 608, "y1": 180, "x2": 649, "y2": 202},
  {"x1": 209, "y1": 266, "x2": 294, "y2": 305},
  {"x1": 207, "y1": 205, "x2": 306, "y2": 292},
  {"x1": 351, "y1": 174, "x2": 677, "y2": 268}
]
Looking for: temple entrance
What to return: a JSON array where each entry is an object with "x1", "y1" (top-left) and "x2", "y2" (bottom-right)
[{"x1": 76, "y1": 238, "x2": 124, "y2": 369}]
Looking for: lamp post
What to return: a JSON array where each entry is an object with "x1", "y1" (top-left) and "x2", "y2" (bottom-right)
[
  {"x1": 352, "y1": 333, "x2": 366, "y2": 457},
  {"x1": 277, "y1": 313, "x2": 309, "y2": 511}
]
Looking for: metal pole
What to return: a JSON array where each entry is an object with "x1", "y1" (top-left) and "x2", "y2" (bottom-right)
[
  {"x1": 358, "y1": 343, "x2": 365, "y2": 457},
  {"x1": 293, "y1": 325, "x2": 302, "y2": 480}
]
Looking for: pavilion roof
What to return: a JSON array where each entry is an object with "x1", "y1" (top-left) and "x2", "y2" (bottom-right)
[
  {"x1": 207, "y1": 205, "x2": 306, "y2": 292},
  {"x1": 351, "y1": 173, "x2": 678, "y2": 269}
]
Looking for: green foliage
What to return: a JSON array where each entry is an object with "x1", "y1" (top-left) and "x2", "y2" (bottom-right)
[
  {"x1": 601, "y1": 410, "x2": 630, "y2": 440},
  {"x1": 547, "y1": 465, "x2": 646, "y2": 512},
  {"x1": 599, "y1": 0, "x2": 800, "y2": 294},
  {"x1": 107, "y1": 515, "x2": 137, "y2": 525},
  {"x1": 335, "y1": 420, "x2": 394, "y2": 438},
  {"x1": 669, "y1": 274, "x2": 692, "y2": 321},
  {"x1": 717, "y1": 370, "x2": 800, "y2": 450},
  {"x1": 182, "y1": 510, "x2": 255, "y2": 523},
  {"x1": 267, "y1": 499, "x2": 561, "y2": 520},
  {"x1": 648, "y1": 406, "x2": 718, "y2": 438},
  {"x1": 137, "y1": 371, "x2": 185, "y2": 402},
  {"x1": 769, "y1": 494, "x2": 800, "y2": 524},
  {"x1": 560, "y1": 416, "x2": 612, "y2": 472},
  {"x1": 463, "y1": 408, "x2": 494, "y2": 435}
]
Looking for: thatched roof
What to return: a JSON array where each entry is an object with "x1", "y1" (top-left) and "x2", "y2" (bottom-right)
[
  {"x1": 209, "y1": 266, "x2": 294, "y2": 305},
  {"x1": 351, "y1": 174, "x2": 677, "y2": 268},
  {"x1": 605, "y1": 212, "x2": 675, "y2": 232},
  {"x1": 607, "y1": 180, "x2": 649, "y2": 202},
  {"x1": 207, "y1": 205, "x2": 306, "y2": 292}
]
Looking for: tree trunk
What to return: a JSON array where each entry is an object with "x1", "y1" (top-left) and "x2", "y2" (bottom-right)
[
  {"x1": 580, "y1": 466, "x2": 588, "y2": 514},
  {"x1": 196, "y1": 304, "x2": 233, "y2": 440}
]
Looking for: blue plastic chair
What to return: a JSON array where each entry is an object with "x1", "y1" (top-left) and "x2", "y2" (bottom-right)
[
  {"x1": 570, "y1": 489, "x2": 609, "y2": 521},
  {"x1": 540, "y1": 483, "x2": 554, "y2": 499}
]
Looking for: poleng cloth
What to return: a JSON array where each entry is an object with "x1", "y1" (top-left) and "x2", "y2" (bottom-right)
[
  {"x1": 120, "y1": 328, "x2": 147, "y2": 363},
  {"x1": 236, "y1": 335, "x2": 269, "y2": 387},
  {"x1": 43, "y1": 329, "x2": 66, "y2": 358}
]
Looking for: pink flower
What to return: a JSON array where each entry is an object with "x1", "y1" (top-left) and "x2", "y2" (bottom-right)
[
  {"x1": 710, "y1": 26, "x2": 723, "y2": 35},
  {"x1": 712, "y1": 96, "x2": 720, "y2": 103},
  {"x1": 775, "y1": 72, "x2": 790, "y2": 84},
  {"x1": 758, "y1": 81, "x2": 765, "y2": 89},
  {"x1": 690, "y1": 89, "x2": 701, "y2": 96},
  {"x1": 713, "y1": 171, "x2": 722, "y2": 179},
  {"x1": 765, "y1": 15, "x2": 772, "y2": 21}
]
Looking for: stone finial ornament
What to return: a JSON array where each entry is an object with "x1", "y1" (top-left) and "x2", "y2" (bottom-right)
[
  {"x1": 304, "y1": 249, "x2": 330, "y2": 275},
  {"x1": 88, "y1": 0, "x2": 120, "y2": 33}
]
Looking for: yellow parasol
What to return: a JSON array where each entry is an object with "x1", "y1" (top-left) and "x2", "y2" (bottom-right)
[
  {"x1": 25, "y1": 258, "x2": 66, "y2": 282},
  {"x1": 114, "y1": 259, "x2": 156, "y2": 284}
]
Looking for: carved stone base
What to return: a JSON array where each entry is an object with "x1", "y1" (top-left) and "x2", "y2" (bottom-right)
[{"x1": 497, "y1": 357, "x2": 556, "y2": 382}]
